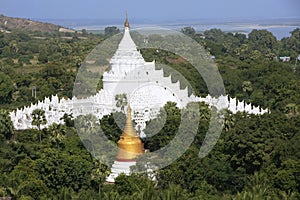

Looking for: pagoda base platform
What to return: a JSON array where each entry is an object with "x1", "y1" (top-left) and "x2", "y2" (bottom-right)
[{"x1": 106, "y1": 160, "x2": 137, "y2": 183}]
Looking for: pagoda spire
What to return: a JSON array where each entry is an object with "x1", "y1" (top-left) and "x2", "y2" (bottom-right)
[
  {"x1": 122, "y1": 104, "x2": 138, "y2": 137},
  {"x1": 117, "y1": 104, "x2": 144, "y2": 161},
  {"x1": 124, "y1": 11, "x2": 130, "y2": 28}
]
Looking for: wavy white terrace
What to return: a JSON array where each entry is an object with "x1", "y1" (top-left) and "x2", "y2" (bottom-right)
[{"x1": 10, "y1": 20, "x2": 269, "y2": 137}]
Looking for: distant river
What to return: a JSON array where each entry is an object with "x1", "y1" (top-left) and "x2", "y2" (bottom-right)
[
  {"x1": 189, "y1": 23, "x2": 300, "y2": 39},
  {"x1": 72, "y1": 23, "x2": 299, "y2": 40},
  {"x1": 41, "y1": 17, "x2": 300, "y2": 40}
]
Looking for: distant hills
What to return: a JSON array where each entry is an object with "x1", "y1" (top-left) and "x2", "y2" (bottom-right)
[{"x1": 0, "y1": 14, "x2": 75, "y2": 33}]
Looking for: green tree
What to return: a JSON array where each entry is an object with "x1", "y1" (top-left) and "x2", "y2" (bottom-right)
[
  {"x1": 242, "y1": 81, "x2": 253, "y2": 98},
  {"x1": 35, "y1": 149, "x2": 93, "y2": 192},
  {"x1": 223, "y1": 113, "x2": 276, "y2": 174},
  {"x1": 75, "y1": 114, "x2": 100, "y2": 156},
  {"x1": 47, "y1": 123, "x2": 66, "y2": 151},
  {"x1": 181, "y1": 27, "x2": 196, "y2": 36},
  {"x1": 73, "y1": 55, "x2": 82, "y2": 68},
  {"x1": 104, "y1": 26, "x2": 120, "y2": 35},
  {"x1": 280, "y1": 28, "x2": 300, "y2": 55},
  {"x1": 159, "y1": 184, "x2": 188, "y2": 200},
  {"x1": 233, "y1": 172, "x2": 271, "y2": 200},
  {"x1": 81, "y1": 29, "x2": 88, "y2": 37},
  {"x1": 0, "y1": 109, "x2": 14, "y2": 140},
  {"x1": 38, "y1": 51, "x2": 49, "y2": 64},
  {"x1": 58, "y1": 43, "x2": 72, "y2": 56},
  {"x1": 57, "y1": 187, "x2": 73, "y2": 200},
  {"x1": 3, "y1": 158, "x2": 48, "y2": 199},
  {"x1": 248, "y1": 29, "x2": 277, "y2": 49},
  {"x1": 100, "y1": 112, "x2": 125, "y2": 143},
  {"x1": 60, "y1": 113, "x2": 74, "y2": 127},
  {"x1": 204, "y1": 28, "x2": 226, "y2": 43},
  {"x1": 0, "y1": 73, "x2": 14, "y2": 104},
  {"x1": 115, "y1": 173, "x2": 154, "y2": 196},
  {"x1": 91, "y1": 161, "x2": 110, "y2": 194},
  {"x1": 274, "y1": 159, "x2": 300, "y2": 191},
  {"x1": 224, "y1": 111, "x2": 236, "y2": 133},
  {"x1": 103, "y1": 191, "x2": 121, "y2": 200},
  {"x1": 131, "y1": 181, "x2": 157, "y2": 200},
  {"x1": 144, "y1": 102, "x2": 181, "y2": 152},
  {"x1": 31, "y1": 109, "x2": 47, "y2": 143},
  {"x1": 115, "y1": 93, "x2": 127, "y2": 112}
]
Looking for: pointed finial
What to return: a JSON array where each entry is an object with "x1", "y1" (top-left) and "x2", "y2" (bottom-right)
[
  {"x1": 124, "y1": 11, "x2": 130, "y2": 28},
  {"x1": 127, "y1": 103, "x2": 131, "y2": 118},
  {"x1": 123, "y1": 104, "x2": 138, "y2": 137}
]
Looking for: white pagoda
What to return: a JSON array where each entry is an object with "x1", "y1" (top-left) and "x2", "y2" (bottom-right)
[
  {"x1": 8, "y1": 13, "x2": 271, "y2": 182},
  {"x1": 9, "y1": 14, "x2": 269, "y2": 132}
]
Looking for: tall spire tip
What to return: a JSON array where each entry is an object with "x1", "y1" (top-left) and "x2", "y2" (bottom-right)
[{"x1": 124, "y1": 11, "x2": 130, "y2": 28}]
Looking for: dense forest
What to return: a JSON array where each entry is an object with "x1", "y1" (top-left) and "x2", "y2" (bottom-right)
[{"x1": 0, "y1": 23, "x2": 299, "y2": 199}]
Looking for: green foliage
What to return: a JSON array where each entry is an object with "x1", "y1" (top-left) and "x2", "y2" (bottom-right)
[
  {"x1": 0, "y1": 73, "x2": 14, "y2": 104},
  {"x1": 181, "y1": 27, "x2": 196, "y2": 36},
  {"x1": 0, "y1": 109, "x2": 14, "y2": 140},
  {"x1": 274, "y1": 159, "x2": 300, "y2": 191},
  {"x1": 35, "y1": 148, "x2": 93, "y2": 192},
  {"x1": 144, "y1": 102, "x2": 181, "y2": 151},
  {"x1": 115, "y1": 173, "x2": 153, "y2": 195},
  {"x1": 115, "y1": 93, "x2": 128, "y2": 112},
  {"x1": 100, "y1": 112, "x2": 125, "y2": 143},
  {"x1": 31, "y1": 108, "x2": 47, "y2": 145},
  {"x1": 31, "y1": 109, "x2": 46, "y2": 129},
  {"x1": 0, "y1": 27, "x2": 300, "y2": 199},
  {"x1": 104, "y1": 26, "x2": 120, "y2": 36},
  {"x1": 248, "y1": 29, "x2": 277, "y2": 52},
  {"x1": 47, "y1": 123, "x2": 67, "y2": 151},
  {"x1": 280, "y1": 28, "x2": 300, "y2": 55}
]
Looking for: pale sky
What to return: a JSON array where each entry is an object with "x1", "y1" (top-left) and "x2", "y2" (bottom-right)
[{"x1": 0, "y1": 0, "x2": 299, "y2": 21}]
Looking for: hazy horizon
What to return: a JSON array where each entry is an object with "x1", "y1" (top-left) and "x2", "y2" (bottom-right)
[
  {"x1": 1, "y1": 0, "x2": 299, "y2": 40},
  {"x1": 30, "y1": 17, "x2": 300, "y2": 40}
]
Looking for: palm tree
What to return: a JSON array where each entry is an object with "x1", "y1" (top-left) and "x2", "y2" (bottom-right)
[
  {"x1": 4, "y1": 173, "x2": 28, "y2": 200},
  {"x1": 160, "y1": 184, "x2": 186, "y2": 200},
  {"x1": 198, "y1": 102, "x2": 210, "y2": 122},
  {"x1": 60, "y1": 113, "x2": 74, "y2": 127},
  {"x1": 58, "y1": 187, "x2": 73, "y2": 200},
  {"x1": 75, "y1": 114, "x2": 100, "y2": 156},
  {"x1": 224, "y1": 110, "x2": 236, "y2": 133},
  {"x1": 234, "y1": 172, "x2": 270, "y2": 200},
  {"x1": 115, "y1": 93, "x2": 127, "y2": 112},
  {"x1": 47, "y1": 123, "x2": 66, "y2": 151},
  {"x1": 31, "y1": 109, "x2": 47, "y2": 143},
  {"x1": 103, "y1": 191, "x2": 121, "y2": 200},
  {"x1": 279, "y1": 190, "x2": 298, "y2": 200},
  {"x1": 132, "y1": 181, "x2": 156, "y2": 200}
]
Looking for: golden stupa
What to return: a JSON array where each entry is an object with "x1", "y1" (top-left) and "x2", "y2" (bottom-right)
[
  {"x1": 117, "y1": 105, "x2": 144, "y2": 161},
  {"x1": 124, "y1": 11, "x2": 130, "y2": 28}
]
